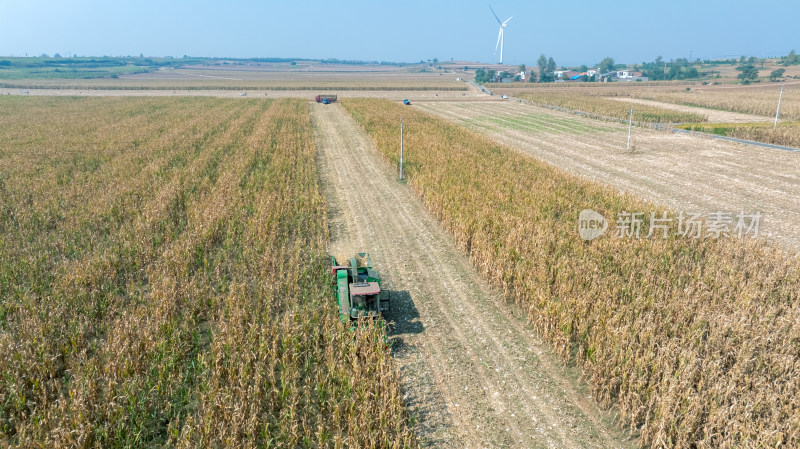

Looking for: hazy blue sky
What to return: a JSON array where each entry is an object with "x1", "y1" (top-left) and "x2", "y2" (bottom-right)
[{"x1": 1, "y1": 0, "x2": 797, "y2": 66}]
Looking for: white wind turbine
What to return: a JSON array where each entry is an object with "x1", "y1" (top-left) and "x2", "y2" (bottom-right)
[{"x1": 490, "y1": 6, "x2": 512, "y2": 64}]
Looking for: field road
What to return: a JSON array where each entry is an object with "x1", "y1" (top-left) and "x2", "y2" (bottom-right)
[{"x1": 311, "y1": 102, "x2": 636, "y2": 448}]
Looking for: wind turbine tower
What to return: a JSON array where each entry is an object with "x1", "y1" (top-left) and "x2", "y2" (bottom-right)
[{"x1": 490, "y1": 6, "x2": 513, "y2": 64}]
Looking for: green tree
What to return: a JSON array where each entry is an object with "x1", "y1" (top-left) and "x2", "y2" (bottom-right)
[
  {"x1": 578, "y1": 64, "x2": 588, "y2": 73},
  {"x1": 598, "y1": 57, "x2": 615, "y2": 73},
  {"x1": 669, "y1": 64, "x2": 682, "y2": 79},
  {"x1": 537, "y1": 54, "x2": 547, "y2": 70},
  {"x1": 770, "y1": 68, "x2": 786, "y2": 81},
  {"x1": 518, "y1": 64, "x2": 526, "y2": 74},
  {"x1": 528, "y1": 69, "x2": 537, "y2": 83},
  {"x1": 537, "y1": 54, "x2": 553, "y2": 82},
  {"x1": 737, "y1": 64, "x2": 759, "y2": 84},
  {"x1": 674, "y1": 58, "x2": 689, "y2": 68},
  {"x1": 638, "y1": 56, "x2": 704, "y2": 80},
  {"x1": 475, "y1": 68, "x2": 486, "y2": 83},
  {"x1": 474, "y1": 68, "x2": 496, "y2": 83},
  {"x1": 783, "y1": 49, "x2": 799, "y2": 66},
  {"x1": 547, "y1": 57, "x2": 556, "y2": 74}
]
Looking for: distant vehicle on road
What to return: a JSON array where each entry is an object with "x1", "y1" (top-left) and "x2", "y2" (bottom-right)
[{"x1": 315, "y1": 94, "x2": 337, "y2": 104}]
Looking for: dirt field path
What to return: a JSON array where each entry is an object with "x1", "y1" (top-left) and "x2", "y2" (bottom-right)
[
  {"x1": 311, "y1": 103, "x2": 635, "y2": 448},
  {"x1": 417, "y1": 101, "x2": 800, "y2": 252},
  {"x1": 604, "y1": 96, "x2": 772, "y2": 123}
]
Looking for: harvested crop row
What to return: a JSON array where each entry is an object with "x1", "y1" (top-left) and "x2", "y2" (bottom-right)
[
  {"x1": 0, "y1": 97, "x2": 416, "y2": 447},
  {"x1": 343, "y1": 98, "x2": 800, "y2": 448},
  {"x1": 443, "y1": 101, "x2": 617, "y2": 135}
]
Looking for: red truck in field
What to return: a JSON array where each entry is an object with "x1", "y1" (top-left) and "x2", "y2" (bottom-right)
[{"x1": 315, "y1": 95, "x2": 338, "y2": 104}]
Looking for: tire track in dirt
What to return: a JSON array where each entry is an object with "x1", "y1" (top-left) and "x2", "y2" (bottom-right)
[{"x1": 311, "y1": 102, "x2": 635, "y2": 448}]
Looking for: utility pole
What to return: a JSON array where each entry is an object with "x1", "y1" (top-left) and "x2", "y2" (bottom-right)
[
  {"x1": 626, "y1": 106, "x2": 634, "y2": 152},
  {"x1": 399, "y1": 120, "x2": 404, "y2": 180},
  {"x1": 774, "y1": 84, "x2": 784, "y2": 129}
]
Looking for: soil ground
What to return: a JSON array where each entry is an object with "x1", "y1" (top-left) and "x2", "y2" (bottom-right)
[{"x1": 311, "y1": 102, "x2": 636, "y2": 448}]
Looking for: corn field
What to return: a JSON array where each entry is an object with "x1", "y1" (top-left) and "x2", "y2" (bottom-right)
[
  {"x1": 678, "y1": 121, "x2": 800, "y2": 148},
  {"x1": 618, "y1": 87, "x2": 800, "y2": 121},
  {"x1": 517, "y1": 92, "x2": 707, "y2": 123},
  {"x1": 344, "y1": 98, "x2": 800, "y2": 448},
  {"x1": 0, "y1": 96, "x2": 416, "y2": 448}
]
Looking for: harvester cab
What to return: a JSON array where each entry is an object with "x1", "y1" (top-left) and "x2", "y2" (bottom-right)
[{"x1": 331, "y1": 253, "x2": 390, "y2": 323}]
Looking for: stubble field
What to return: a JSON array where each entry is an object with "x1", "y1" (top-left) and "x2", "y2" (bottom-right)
[
  {"x1": 490, "y1": 82, "x2": 800, "y2": 147},
  {"x1": 0, "y1": 64, "x2": 470, "y2": 92}
]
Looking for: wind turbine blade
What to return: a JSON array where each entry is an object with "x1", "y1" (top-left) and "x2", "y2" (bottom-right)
[
  {"x1": 500, "y1": 30, "x2": 504, "y2": 63},
  {"x1": 495, "y1": 28, "x2": 502, "y2": 53},
  {"x1": 489, "y1": 5, "x2": 502, "y2": 25},
  {"x1": 503, "y1": 16, "x2": 513, "y2": 26}
]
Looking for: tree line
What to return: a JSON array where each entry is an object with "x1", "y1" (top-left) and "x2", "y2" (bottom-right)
[{"x1": 473, "y1": 51, "x2": 797, "y2": 84}]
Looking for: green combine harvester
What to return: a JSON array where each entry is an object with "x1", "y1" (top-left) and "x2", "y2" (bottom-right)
[{"x1": 331, "y1": 253, "x2": 390, "y2": 323}]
